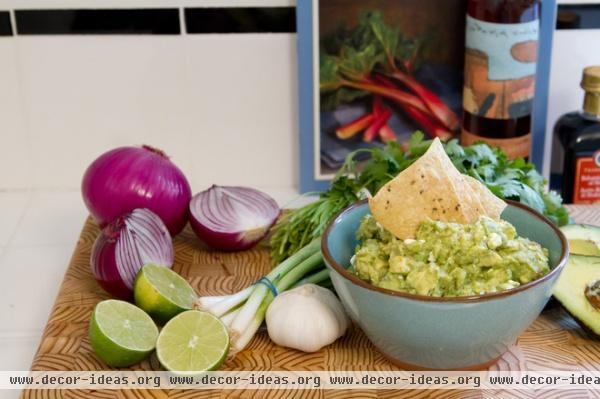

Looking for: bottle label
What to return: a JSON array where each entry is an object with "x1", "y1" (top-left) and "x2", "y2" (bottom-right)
[
  {"x1": 461, "y1": 129, "x2": 531, "y2": 159},
  {"x1": 574, "y1": 151, "x2": 600, "y2": 204},
  {"x1": 463, "y1": 15, "x2": 539, "y2": 120}
]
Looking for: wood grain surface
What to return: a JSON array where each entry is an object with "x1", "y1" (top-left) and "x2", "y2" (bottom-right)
[{"x1": 21, "y1": 205, "x2": 600, "y2": 399}]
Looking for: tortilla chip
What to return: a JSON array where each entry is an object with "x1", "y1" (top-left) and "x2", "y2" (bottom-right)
[
  {"x1": 369, "y1": 139, "x2": 471, "y2": 239},
  {"x1": 463, "y1": 175, "x2": 506, "y2": 219},
  {"x1": 369, "y1": 138, "x2": 506, "y2": 239}
]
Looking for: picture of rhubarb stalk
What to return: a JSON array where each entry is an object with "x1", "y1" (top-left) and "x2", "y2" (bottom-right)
[
  {"x1": 374, "y1": 75, "x2": 452, "y2": 141},
  {"x1": 363, "y1": 108, "x2": 391, "y2": 142},
  {"x1": 335, "y1": 113, "x2": 375, "y2": 139},
  {"x1": 372, "y1": 95, "x2": 397, "y2": 143},
  {"x1": 365, "y1": 11, "x2": 460, "y2": 131},
  {"x1": 320, "y1": 10, "x2": 460, "y2": 146},
  {"x1": 334, "y1": 95, "x2": 398, "y2": 143}
]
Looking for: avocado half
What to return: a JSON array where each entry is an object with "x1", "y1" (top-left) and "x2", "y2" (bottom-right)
[
  {"x1": 554, "y1": 255, "x2": 600, "y2": 336},
  {"x1": 561, "y1": 224, "x2": 600, "y2": 256},
  {"x1": 554, "y1": 224, "x2": 600, "y2": 337}
]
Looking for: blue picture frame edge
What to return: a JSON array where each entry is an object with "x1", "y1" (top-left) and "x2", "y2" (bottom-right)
[
  {"x1": 297, "y1": 0, "x2": 557, "y2": 193},
  {"x1": 532, "y1": 0, "x2": 557, "y2": 171},
  {"x1": 298, "y1": 0, "x2": 330, "y2": 192}
]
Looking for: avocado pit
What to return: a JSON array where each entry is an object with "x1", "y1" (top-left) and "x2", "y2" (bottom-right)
[{"x1": 585, "y1": 279, "x2": 600, "y2": 310}]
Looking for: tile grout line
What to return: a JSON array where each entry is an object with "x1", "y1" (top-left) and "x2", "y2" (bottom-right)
[
  {"x1": 0, "y1": 191, "x2": 33, "y2": 264},
  {"x1": 179, "y1": 6, "x2": 186, "y2": 35},
  {"x1": 8, "y1": 9, "x2": 16, "y2": 36},
  {"x1": 8, "y1": 8, "x2": 36, "y2": 192}
]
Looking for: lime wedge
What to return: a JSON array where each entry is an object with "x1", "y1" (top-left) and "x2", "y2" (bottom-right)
[
  {"x1": 134, "y1": 264, "x2": 197, "y2": 324},
  {"x1": 89, "y1": 299, "x2": 158, "y2": 367},
  {"x1": 156, "y1": 310, "x2": 229, "y2": 373}
]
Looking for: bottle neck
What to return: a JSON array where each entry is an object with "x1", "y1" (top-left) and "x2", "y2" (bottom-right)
[{"x1": 583, "y1": 92, "x2": 600, "y2": 117}]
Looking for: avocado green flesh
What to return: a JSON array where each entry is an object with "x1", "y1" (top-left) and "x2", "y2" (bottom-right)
[
  {"x1": 553, "y1": 254, "x2": 600, "y2": 336},
  {"x1": 570, "y1": 240, "x2": 600, "y2": 257},
  {"x1": 561, "y1": 224, "x2": 600, "y2": 256},
  {"x1": 352, "y1": 215, "x2": 550, "y2": 297}
]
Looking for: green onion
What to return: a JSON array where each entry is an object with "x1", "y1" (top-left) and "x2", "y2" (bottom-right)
[
  {"x1": 293, "y1": 269, "x2": 330, "y2": 288},
  {"x1": 232, "y1": 251, "x2": 324, "y2": 353},
  {"x1": 194, "y1": 239, "x2": 325, "y2": 355}
]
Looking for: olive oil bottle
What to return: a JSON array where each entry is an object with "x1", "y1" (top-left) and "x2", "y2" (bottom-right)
[{"x1": 554, "y1": 66, "x2": 600, "y2": 204}]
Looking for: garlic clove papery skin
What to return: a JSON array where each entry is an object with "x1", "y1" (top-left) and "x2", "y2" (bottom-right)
[{"x1": 266, "y1": 284, "x2": 349, "y2": 353}]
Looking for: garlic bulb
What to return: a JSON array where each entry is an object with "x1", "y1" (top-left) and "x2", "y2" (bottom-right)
[{"x1": 266, "y1": 284, "x2": 349, "y2": 352}]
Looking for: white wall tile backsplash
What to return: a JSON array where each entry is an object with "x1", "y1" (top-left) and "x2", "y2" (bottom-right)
[
  {"x1": 0, "y1": 38, "x2": 30, "y2": 189},
  {"x1": 17, "y1": 36, "x2": 193, "y2": 190},
  {"x1": 185, "y1": 34, "x2": 297, "y2": 189},
  {"x1": 0, "y1": 244, "x2": 76, "y2": 332},
  {"x1": 0, "y1": 0, "x2": 299, "y2": 195}
]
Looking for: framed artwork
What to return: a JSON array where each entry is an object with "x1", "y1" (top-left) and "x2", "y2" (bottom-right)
[{"x1": 298, "y1": 0, "x2": 557, "y2": 192}]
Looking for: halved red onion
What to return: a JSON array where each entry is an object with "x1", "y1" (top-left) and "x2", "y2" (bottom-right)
[
  {"x1": 189, "y1": 185, "x2": 280, "y2": 251},
  {"x1": 91, "y1": 208, "x2": 174, "y2": 300}
]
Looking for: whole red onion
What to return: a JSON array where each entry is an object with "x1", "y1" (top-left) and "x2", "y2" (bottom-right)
[
  {"x1": 91, "y1": 208, "x2": 174, "y2": 300},
  {"x1": 82, "y1": 145, "x2": 191, "y2": 235}
]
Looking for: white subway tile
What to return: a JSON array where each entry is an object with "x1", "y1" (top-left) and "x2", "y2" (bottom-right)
[
  {"x1": 0, "y1": 191, "x2": 30, "y2": 247},
  {"x1": 10, "y1": 190, "x2": 87, "y2": 247},
  {"x1": 6, "y1": 32, "x2": 300, "y2": 194},
  {"x1": 16, "y1": 36, "x2": 191, "y2": 189},
  {"x1": 184, "y1": 34, "x2": 298, "y2": 192},
  {"x1": 0, "y1": 39, "x2": 31, "y2": 189},
  {"x1": 0, "y1": 245, "x2": 73, "y2": 333}
]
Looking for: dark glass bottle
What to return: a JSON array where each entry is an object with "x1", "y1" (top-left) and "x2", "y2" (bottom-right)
[
  {"x1": 554, "y1": 66, "x2": 600, "y2": 204},
  {"x1": 461, "y1": 0, "x2": 540, "y2": 159}
]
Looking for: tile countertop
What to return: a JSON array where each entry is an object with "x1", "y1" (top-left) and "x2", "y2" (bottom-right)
[{"x1": 0, "y1": 188, "x2": 315, "y2": 376}]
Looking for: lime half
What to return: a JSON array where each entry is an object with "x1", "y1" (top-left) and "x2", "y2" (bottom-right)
[
  {"x1": 134, "y1": 264, "x2": 197, "y2": 324},
  {"x1": 89, "y1": 299, "x2": 158, "y2": 367},
  {"x1": 156, "y1": 310, "x2": 229, "y2": 373}
]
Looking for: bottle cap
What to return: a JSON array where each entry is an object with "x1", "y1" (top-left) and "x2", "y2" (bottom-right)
[{"x1": 581, "y1": 66, "x2": 600, "y2": 92}]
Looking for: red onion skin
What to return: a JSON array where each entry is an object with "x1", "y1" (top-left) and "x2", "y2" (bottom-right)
[
  {"x1": 82, "y1": 146, "x2": 192, "y2": 235},
  {"x1": 189, "y1": 186, "x2": 280, "y2": 251},
  {"x1": 91, "y1": 234, "x2": 132, "y2": 300}
]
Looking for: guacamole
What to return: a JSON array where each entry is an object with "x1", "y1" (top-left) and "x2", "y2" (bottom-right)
[{"x1": 351, "y1": 215, "x2": 550, "y2": 297}]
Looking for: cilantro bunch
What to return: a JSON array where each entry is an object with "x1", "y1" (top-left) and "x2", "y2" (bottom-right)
[{"x1": 269, "y1": 132, "x2": 568, "y2": 263}]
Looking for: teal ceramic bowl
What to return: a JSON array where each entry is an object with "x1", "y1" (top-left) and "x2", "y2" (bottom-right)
[{"x1": 322, "y1": 200, "x2": 568, "y2": 370}]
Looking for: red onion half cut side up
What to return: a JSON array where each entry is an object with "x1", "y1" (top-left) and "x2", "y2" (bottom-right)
[{"x1": 189, "y1": 185, "x2": 280, "y2": 251}]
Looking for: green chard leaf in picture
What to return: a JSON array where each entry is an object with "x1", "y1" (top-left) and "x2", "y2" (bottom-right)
[
  {"x1": 320, "y1": 55, "x2": 343, "y2": 92},
  {"x1": 321, "y1": 88, "x2": 369, "y2": 111},
  {"x1": 363, "y1": 11, "x2": 401, "y2": 70},
  {"x1": 338, "y1": 45, "x2": 382, "y2": 82}
]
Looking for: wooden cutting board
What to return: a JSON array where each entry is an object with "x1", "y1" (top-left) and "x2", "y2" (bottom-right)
[{"x1": 22, "y1": 205, "x2": 600, "y2": 399}]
